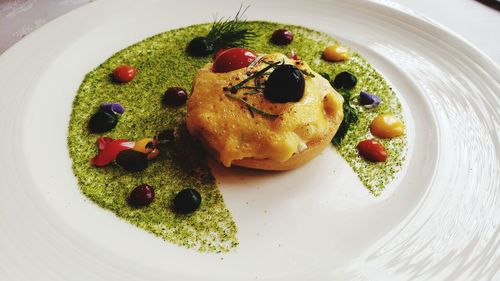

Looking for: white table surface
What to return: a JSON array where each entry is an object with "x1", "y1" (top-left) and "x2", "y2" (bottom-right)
[{"x1": 1, "y1": 0, "x2": 499, "y2": 65}]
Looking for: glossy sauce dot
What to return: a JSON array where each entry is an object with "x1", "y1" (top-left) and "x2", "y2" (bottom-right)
[
  {"x1": 370, "y1": 114, "x2": 404, "y2": 138},
  {"x1": 357, "y1": 139, "x2": 388, "y2": 162},
  {"x1": 323, "y1": 45, "x2": 349, "y2": 62},
  {"x1": 162, "y1": 87, "x2": 187, "y2": 106},
  {"x1": 333, "y1": 71, "x2": 357, "y2": 90},
  {"x1": 212, "y1": 48, "x2": 257, "y2": 73},
  {"x1": 115, "y1": 149, "x2": 148, "y2": 172},
  {"x1": 88, "y1": 111, "x2": 118, "y2": 133},
  {"x1": 133, "y1": 138, "x2": 156, "y2": 154},
  {"x1": 271, "y1": 29, "x2": 294, "y2": 45},
  {"x1": 173, "y1": 188, "x2": 201, "y2": 214},
  {"x1": 100, "y1": 102, "x2": 125, "y2": 114},
  {"x1": 129, "y1": 184, "x2": 155, "y2": 207},
  {"x1": 358, "y1": 91, "x2": 381, "y2": 108},
  {"x1": 113, "y1": 65, "x2": 137, "y2": 83}
]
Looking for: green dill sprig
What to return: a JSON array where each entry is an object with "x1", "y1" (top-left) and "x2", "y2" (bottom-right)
[
  {"x1": 319, "y1": 72, "x2": 359, "y2": 145},
  {"x1": 332, "y1": 89, "x2": 358, "y2": 145},
  {"x1": 299, "y1": 69, "x2": 315, "y2": 77},
  {"x1": 221, "y1": 60, "x2": 290, "y2": 118},
  {"x1": 223, "y1": 60, "x2": 283, "y2": 93},
  {"x1": 208, "y1": 6, "x2": 256, "y2": 49},
  {"x1": 224, "y1": 94, "x2": 279, "y2": 118},
  {"x1": 186, "y1": 6, "x2": 257, "y2": 56}
]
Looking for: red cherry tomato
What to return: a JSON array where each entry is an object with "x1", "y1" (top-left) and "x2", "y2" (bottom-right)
[
  {"x1": 214, "y1": 48, "x2": 230, "y2": 59},
  {"x1": 113, "y1": 65, "x2": 137, "y2": 83},
  {"x1": 91, "y1": 138, "x2": 135, "y2": 167},
  {"x1": 97, "y1": 137, "x2": 113, "y2": 151},
  {"x1": 357, "y1": 139, "x2": 388, "y2": 162},
  {"x1": 213, "y1": 48, "x2": 257, "y2": 73}
]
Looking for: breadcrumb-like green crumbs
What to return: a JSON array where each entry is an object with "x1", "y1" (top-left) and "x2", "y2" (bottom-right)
[{"x1": 67, "y1": 21, "x2": 406, "y2": 253}]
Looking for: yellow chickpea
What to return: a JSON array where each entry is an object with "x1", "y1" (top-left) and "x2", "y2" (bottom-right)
[
  {"x1": 323, "y1": 45, "x2": 349, "y2": 62},
  {"x1": 370, "y1": 114, "x2": 404, "y2": 138},
  {"x1": 133, "y1": 138, "x2": 156, "y2": 154}
]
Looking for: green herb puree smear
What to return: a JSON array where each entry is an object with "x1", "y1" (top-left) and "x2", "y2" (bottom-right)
[{"x1": 68, "y1": 21, "x2": 406, "y2": 252}]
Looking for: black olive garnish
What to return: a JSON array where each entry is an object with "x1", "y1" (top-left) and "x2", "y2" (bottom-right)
[
  {"x1": 116, "y1": 150, "x2": 148, "y2": 172},
  {"x1": 333, "y1": 71, "x2": 357, "y2": 90},
  {"x1": 88, "y1": 110, "x2": 118, "y2": 133},
  {"x1": 173, "y1": 188, "x2": 202, "y2": 214},
  {"x1": 264, "y1": 64, "x2": 305, "y2": 103},
  {"x1": 186, "y1": 37, "x2": 214, "y2": 57}
]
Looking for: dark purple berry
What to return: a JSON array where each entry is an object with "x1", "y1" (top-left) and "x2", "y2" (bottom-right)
[
  {"x1": 129, "y1": 184, "x2": 155, "y2": 207},
  {"x1": 100, "y1": 102, "x2": 125, "y2": 114},
  {"x1": 162, "y1": 87, "x2": 187, "y2": 107},
  {"x1": 271, "y1": 29, "x2": 294, "y2": 45},
  {"x1": 115, "y1": 149, "x2": 148, "y2": 172},
  {"x1": 358, "y1": 91, "x2": 381, "y2": 108}
]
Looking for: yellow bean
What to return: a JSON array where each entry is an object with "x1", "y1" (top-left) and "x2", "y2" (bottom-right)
[
  {"x1": 370, "y1": 114, "x2": 404, "y2": 138},
  {"x1": 133, "y1": 138, "x2": 156, "y2": 154},
  {"x1": 323, "y1": 45, "x2": 349, "y2": 62}
]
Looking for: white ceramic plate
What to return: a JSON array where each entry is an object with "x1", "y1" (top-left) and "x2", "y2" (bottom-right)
[{"x1": 0, "y1": 0, "x2": 498, "y2": 280}]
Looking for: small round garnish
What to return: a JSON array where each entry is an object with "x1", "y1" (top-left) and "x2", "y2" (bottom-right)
[
  {"x1": 162, "y1": 87, "x2": 187, "y2": 107},
  {"x1": 264, "y1": 64, "x2": 305, "y2": 103},
  {"x1": 129, "y1": 184, "x2": 155, "y2": 207},
  {"x1": 115, "y1": 149, "x2": 148, "y2": 172},
  {"x1": 333, "y1": 71, "x2": 357, "y2": 90},
  {"x1": 323, "y1": 45, "x2": 349, "y2": 62},
  {"x1": 100, "y1": 102, "x2": 125, "y2": 114},
  {"x1": 173, "y1": 188, "x2": 201, "y2": 214},
  {"x1": 187, "y1": 37, "x2": 214, "y2": 56},
  {"x1": 358, "y1": 92, "x2": 381, "y2": 108},
  {"x1": 357, "y1": 139, "x2": 388, "y2": 162},
  {"x1": 213, "y1": 48, "x2": 257, "y2": 73},
  {"x1": 131, "y1": 138, "x2": 160, "y2": 160},
  {"x1": 113, "y1": 65, "x2": 137, "y2": 83},
  {"x1": 370, "y1": 114, "x2": 404, "y2": 138},
  {"x1": 88, "y1": 111, "x2": 118, "y2": 133},
  {"x1": 133, "y1": 138, "x2": 156, "y2": 154},
  {"x1": 271, "y1": 29, "x2": 294, "y2": 45}
]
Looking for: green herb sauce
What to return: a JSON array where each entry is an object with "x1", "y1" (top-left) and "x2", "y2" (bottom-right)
[{"x1": 68, "y1": 21, "x2": 406, "y2": 252}]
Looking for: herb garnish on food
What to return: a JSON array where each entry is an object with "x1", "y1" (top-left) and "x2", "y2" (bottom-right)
[
  {"x1": 222, "y1": 60, "x2": 283, "y2": 118},
  {"x1": 187, "y1": 6, "x2": 257, "y2": 56},
  {"x1": 224, "y1": 94, "x2": 279, "y2": 118},
  {"x1": 332, "y1": 89, "x2": 358, "y2": 145},
  {"x1": 320, "y1": 72, "x2": 359, "y2": 145},
  {"x1": 223, "y1": 60, "x2": 282, "y2": 93}
]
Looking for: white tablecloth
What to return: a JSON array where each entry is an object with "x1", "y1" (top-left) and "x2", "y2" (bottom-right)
[{"x1": 1, "y1": 0, "x2": 499, "y2": 64}]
